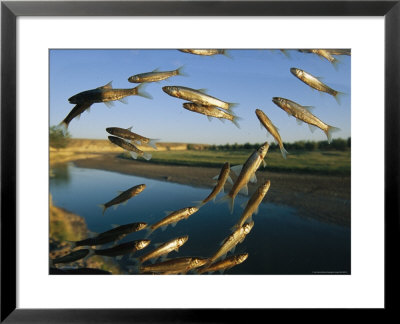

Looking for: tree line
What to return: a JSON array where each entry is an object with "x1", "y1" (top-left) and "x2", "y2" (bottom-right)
[{"x1": 191, "y1": 138, "x2": 351, "y2": 152}]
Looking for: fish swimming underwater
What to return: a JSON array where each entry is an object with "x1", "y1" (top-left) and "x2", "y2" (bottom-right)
[
  {"x1": 290, "y1": 67, "x2": 344, "y2": 104},
  {"x1": 128, "y1": 66, "x2": 186, "y2": 83},
  {"x1": 99, "y1": 184, "x2": 146, "y2": 215},
  {"x1": 255, "y1": 109, "x2": 288, "y2": 159},
  {"x1": 50, "y1": 249, "x2": 92, "y2": 267},
  {"x1": 163, "y1": 86, "x2": 236, "y2": 110},
  {"x1": 108, "y1": 136, "x2": 152, "y2": 160},
  {"x1": 94, "y1": 239, "x2": 150, "y2": 258},
  {"x1": 106, "y1": 127, "x2": 159, "y2": 149},
  {"x1": 298, "y1": 49, "x2": 340, "y2": 68},
  {"x1": 272, "y1": 97, "x2": 340, "y2": 143},
  {"x1": 138, "y1": 256, "x2": 209, "y2": 274}
]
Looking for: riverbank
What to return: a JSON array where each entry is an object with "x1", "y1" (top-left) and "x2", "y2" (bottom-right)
[{"x1": 71, "y1": 153, "x2": 350, "y2": 227}]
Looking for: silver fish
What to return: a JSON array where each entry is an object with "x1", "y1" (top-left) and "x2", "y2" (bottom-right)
[
  {"x1": 138, "y1": 236, "x2": 189, "y2": 263},
  {"x1": 99, "y1": 184, "x2": 146, "y2": 215},
  {"x1": 128, "y1": 66, "x2": 186, "y2": 83},
  {"x1": 94, "y1": 239, "x2": 150, "y2": 258},
  {"x1": 272, "y1": 97, "x2": 340, "y2": 143},
  {"x1": 199, "y1": 162, "x2": 232, "y2": 206},
  {"x1": 182, "y1": 102, "x2": 241, "y2": 128},
  {"x1": 290, "y1": 67, "x2": 344, "y2": 104},
  {"x1": 197, "y1": 253, "x2": 248, "y2": 274},
  {"x1": 178, "y1": 49, "x2": 229, "y2": 57},
  {"x1": 163, "y1": 86, "x2": 236, "y2": 110},
  {"x1": 108, "y1": 136, "x2": 152, "y2": 160},
  {"x1": 106, "y1": 127, "x2": 159, "y2": 149},
  {"x1": 255, "y1": 109, "x2": 288, "y2": 159},
  {"x1": 222, "y1": 143, "x2": 269, "y2": 213},
  {"x1": 139, "y1": 256, "x2": 209, "y2": 274}
]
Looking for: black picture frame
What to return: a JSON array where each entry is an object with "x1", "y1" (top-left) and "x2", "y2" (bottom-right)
[{"x1": 1, "y1": 0, "x2": 399, "y2": 322}]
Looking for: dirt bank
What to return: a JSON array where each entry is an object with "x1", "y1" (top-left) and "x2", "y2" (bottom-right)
[{"x1": 72, "y1": 153, "x2": 350, "y2": 227}]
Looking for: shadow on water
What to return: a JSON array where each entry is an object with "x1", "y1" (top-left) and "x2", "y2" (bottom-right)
[{"x1": 49, "y1": 163, "x2": 350, "y2": 275}]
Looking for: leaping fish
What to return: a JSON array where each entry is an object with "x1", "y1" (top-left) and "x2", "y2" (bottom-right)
[
  {"x1": 197, "y1": 162, "x2": 233, "y2": 207},
  {"x1": 128, "y1": 66, "x2": 186, "y2": 83},
  {"x1": 272, "y1": 97, "x2": 340, "y2": 143},
  {"x1": 182, "y1": 102, "x2": 241, "y2": 128},
  {"x1": 137, "y1": 236, "x2": 189, "y2": 264},
  {"x1": 206, "y1": 221, "x2": 254, "y2": 266},
  {"x1": 146, "y1": 207, "x2": 199, "y2": 237},
  {"x1": 222, "y1": 142, "x2": 269, "y2": 213},
  {"x1": 138, "y1": 256, "x2": 209, "y2": 274},
  {"x1": 69, "y1": 222, "x2": 148, "y2": 248},
  {"x1": 99, "y1": 184, "x2": 146, "y2": 215},
  {"x1": 106, "y1": 127, "x2": 159, "y2": 149},
  {"x1": 108, "y1": 136, "x2": 152, "y2": 160},
  {"x1": 59, "y1": 102, "x2": 93, "y2": 129},
  {"x1": 162, "y1": 86, "x2": 237, "y2": 111},
  {"x1": 290, "y1": 67, "x2": 344, "y2": 104},
  {"x1": 178, "y1": 49, "x2": 230, "y2": 57},
  {"x1": 68, "y1": 81, "x2": 153, "y2": 106},
  {"x1": 197, "y1": 253, "x2": 248, "y2": 274},
  {"x1": 232, "y1": 180, "x2": 270, "y2": 231},
  {"x1": 94, "y1": 239, "x2": 150, "y2": 259},
  {"x1": 298, "y1": 49, "x2": 340, "y2": 68},
  {"x1": 255, "y1": 109, "x2": 288, "y2": 159}
]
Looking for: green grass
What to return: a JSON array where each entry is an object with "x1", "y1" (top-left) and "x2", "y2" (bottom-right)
[{"x1": 120, "y1": 149, "x2": 351, "y2": 175}]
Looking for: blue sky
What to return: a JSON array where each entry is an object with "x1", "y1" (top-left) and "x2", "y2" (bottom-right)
[{"x1": 50, "y1": 49, "x2": 350, "y2": 145}]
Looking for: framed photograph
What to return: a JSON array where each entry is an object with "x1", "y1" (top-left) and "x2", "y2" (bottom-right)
[{"x1": 1, "y1": 0, "x2": 398, "y2": 322}]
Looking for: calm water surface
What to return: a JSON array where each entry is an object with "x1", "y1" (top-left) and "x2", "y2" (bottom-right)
[{"x1": 50, "y1": 163, "x2": 350, "y2": 275}]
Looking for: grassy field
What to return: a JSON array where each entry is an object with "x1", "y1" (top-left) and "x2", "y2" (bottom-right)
[{"x1": 120, "y1": 149, "x2": 351, "y2": 176}]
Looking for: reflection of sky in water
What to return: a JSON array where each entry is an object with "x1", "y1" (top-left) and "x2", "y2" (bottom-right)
[{"x1": 50, "y1": 164, "x2": 350, "y2": 275}]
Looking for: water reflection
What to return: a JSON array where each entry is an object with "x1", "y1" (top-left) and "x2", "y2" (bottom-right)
[{"x1": 50, "y1": 163, "x2": 350, "y2": 275}]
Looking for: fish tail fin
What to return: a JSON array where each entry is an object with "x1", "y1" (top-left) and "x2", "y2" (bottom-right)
[
  {"x1": 222, "y1": 50, "x2": 233, "y2": 59},
  {"x1": 231, "y1": 115, "x2": 242, "y2": 129},
  {"x1": 176, "y1": 65, "x2": 188, "y2": 77},
  {"x1": 98, "y1": 204, "x2": 107, "y2": 215},
  {"x1": 280, "y1": 49, "x2": 291, "y2": 58},
  {"x1": 142, "y1": 152, "x2": 152, "y2": 161},
  {"x1": 333, "y1": 90, "x2": 346, "y2": 105},
  {"x1": 135, "y1": 83, "x2": 153, "y2": 99},
  {"x1": 57, "y1": 120, "x2": 69, "y2": 133},
  {"x1": 325, "y1": 125, "x2": 341, "y2": 144},
  {"x1": 148, "y1": 139, "x2": 160, "y2": 150},
  {"x1": 228, "y1": 102, "x2": 239, "y2": 110},
  {"x1": 144, "y1": 227, "x2": 154, "y2": 239},
  {"x1": 219, "y1": 194, "x2": 235, "y2": 214},
  {"x1": 280, "y1": 145, "x2": 289, "y2": 159}
]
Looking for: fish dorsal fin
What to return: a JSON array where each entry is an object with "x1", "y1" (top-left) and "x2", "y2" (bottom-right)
[
  {"x1": 212, "y1": 175, "x2": 219, "y2": 181},
  {"x1": 249, "y1": 173, "x2": 257, "y2": 184},
  {"x1": 255, "y1": 207, "x2": 259, "y2": 215},
  {"x1": 197, "y1": 88, "x2": 208, "y2": 94},
  {"x1": 153, "y1": 242, "x2": 163, "y2": 248},
  {"x1": 117, "y1": 190, "x2": 124, "y2": 194},
  {"x1": 309, "y1": 124, "x2": 317, "y2": 133},
  {"x1": 230, "y1": 164, "x2": 243, "y2": 176},
  {"x1": 226, "y1": 176, "x2": 233, "y2": 185},
  {"x1": 99, "y1": 81, "x2": 113, "y2": 89},
  {"x1": 111, "y1": 224, "x2": 120, "y2": 228},
  {"x1": 262, "y1": 159, "x2": 267, "y2": 168},
  {"x1": 127, "y1": 126, "x2": 133, "y2": 131},
  {"x1": 164, "y1": 211, "x2": 172, "y2": 216},
  {"x1": 152, "y1": 67, "x2": 161, "y2": 72},
  {"x1": 239, "y1": 184, "x2": 248, "y2": 196},
  {"x1": 303, "y1": 105, "x2": 315, "y2": 112},
  {"x1": 240, "y1": 201, "x2": 247, "y2": 209}
]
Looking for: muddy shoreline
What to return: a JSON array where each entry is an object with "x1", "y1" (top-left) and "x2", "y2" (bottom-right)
[{"x1": 69, "y1": 153, "x2": 350, "y2": 227}]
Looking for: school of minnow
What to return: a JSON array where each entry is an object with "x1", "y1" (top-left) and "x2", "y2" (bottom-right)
[{"x1": 52, "y1": 48, "x2": 349, "y2": 274}]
